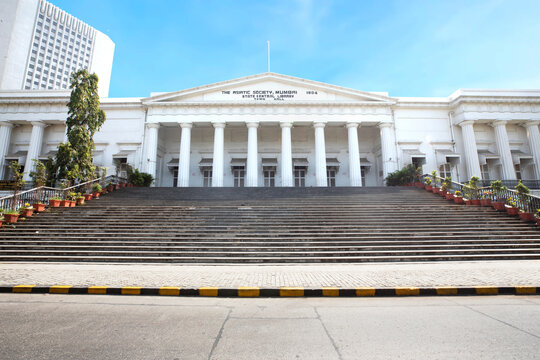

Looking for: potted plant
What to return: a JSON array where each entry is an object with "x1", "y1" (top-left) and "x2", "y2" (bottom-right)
[
  {"x1": 29, "y1": 159, "x2": 47, "y2": 212},
  {"x1": 92, "y1": 183, "x2": 102, "y2": 198},
  {"x1": 431, "y1": 170, "x2": 440, "y2": 194},
  {"x1": 49, "y1": 196, "x2": 62, "y2": 207},
  {"x1": 0, "y1": 212, "x2": 3, "y2": 228},
  {"x1": 84, "y1": 192, "x2": 93, "y2": 201},
  {"x1": 505, "y1": 198, "x2": 519, "y2": 216},
  {"x1": 453, "y1": 190, "x2": 464, "y2": 204},
  {"x1": 106, "y1": 181, "x2": 115, "y2": 193},
  {"x1": 3, "y1": 209, "x2": 20, "y2": 223},
  {"x1": 75, "y1": 192, "x2": 85, "y2": 205},
  {"x1": 466, "y1": 176, "x2": 481, "y2": 205},
  {"x1": 536, "y1": 209, "x2": 540, "y2": 227},
  {"x1": 515, "y1": 182, "x2": 535, "y2": 222},
  {"x1": 440, "y1": 176, "x2": 451, "y2": 198},
  {"x1": 19, "y1": 203, "x2": 34, "y2": 218},
  {"x1": 480, "y1": 191, "x2": 492, "y2": 207},
  {"x1": 424, "y1": 177, "x2": 432, "y2": 191},
  {"x1": 490, "y1": 180, "x2": 507, "y2": 211}
]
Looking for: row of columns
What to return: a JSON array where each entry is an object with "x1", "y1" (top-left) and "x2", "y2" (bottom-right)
[
  {"x1": 459, "y1": 120, "x2": 540, "y2": 179},
  {"x1": 144, "y1": 121, "x2": 399, "y2": 187}
]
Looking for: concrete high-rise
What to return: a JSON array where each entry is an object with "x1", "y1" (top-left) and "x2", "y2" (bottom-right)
[{"x1": 0, "y1": 0, "x2": 114, "y2": 97}]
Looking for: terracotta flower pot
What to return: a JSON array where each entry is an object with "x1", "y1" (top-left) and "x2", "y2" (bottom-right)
[
  {"x1": 480, "y1": 198, "x2": 491, "y2": 207},
  {"x1": 101, "y1": 189, "x2": 107, "y2": 195},
  {"x1": 76, "y1": 198, "x2": 85, "y2": 205},
  {"x1": 492, "y1": 201, "x2": 506, "y2": 211},
  {"x1": 92, "y1": 192, "x2": 101, "y2": 198},
  {"x1": 440, "y1": 190, "x2": 447, "y2": 197},
  {"x1": 454, "y1": 196, "x2": 464, "y2": 204},
  {"x1": 20, "y1": 209, "x2": 33, "y2": 217},
  {"x1": 121, "y1": 182, "x2": 126, "y2": 188},
  {"x1": 506, "y1": 206, "x2": 519, "y2": 216},
  {"x1": 417, "y1": 183, "x2": 425, "y2": 189},
  {"x1": 49, "y1": 199, "x2": 61, "y2": 207},
  {"x1": 70, "y1": 200, "x2": 76, "y2": 207},
  {"x1": 537, "y1": 218, "x2": 540, "y2": 227},
  {"x1": 471, "y1": 199, "x2": 481, "y2": 206},
  {"x1": 107, "y1": 185, "x2": 114, "y2": 192},
  {"x1": 445, "y1": 193, "x2": 454, "y2": 200},
  {"x1": 4, "y1": 213, "x2": 19, "y2": 223},
  {"x1": 84, "y1": 194, "x2": 93, "y2": 201},
  {"x1": 425, "y1": 185, "x2": 433, "y2": 191},
  {"x1": 464, "y1": 199, "x2": 471, "y2": 205},
  {"x1": 115, "y1": 184, "x2": 120, "y2": 190},
  {"x1": 519, "y1": 212, "x2": 536, "y2": 223},
  {"x1": 60, "y1": 200, "x2": 70, "y2": 207},
  {"x1": 432, "y1": 187, "x2": 440, "y2": 194},
  {"x1": 33, "y1": 203, "x2": 46, "y2": 212},
  {"x1": 0, "y1": 219, "x2": 2, "y2": 228}
]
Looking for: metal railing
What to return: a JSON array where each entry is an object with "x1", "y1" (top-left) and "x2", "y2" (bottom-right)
[
  {"x1": 479, "y1": 179, "x2": 540, "y2": 189},
  {"x1": 421, "y1": 174, "x2": 540, "y2": 213},
  {"x1": 0, "y1": 175, "x2": 126, "y2": 211}
]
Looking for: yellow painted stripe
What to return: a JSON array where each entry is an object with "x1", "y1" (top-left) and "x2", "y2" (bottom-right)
[
  {"x1": 280, "y1": 287, "x2": 304, "y2": 297},
  {"x1": 199, "y1": 287, "x2": 218, "y2": 297},
  {"x1": 237, "y1": 287, "x2": 260, "y2": 297},
  {"x1": 49, "y1": 285, "x2": 72, "y2": 294},
  {"x1": 322, "y1": 287, "x2": 340, "y2": 297},
  {"x1": 395, "y1": 287, "x2": 420, "y2": 296},
  {"x1": 121, "y1": 287, "x2": 141, "y2": 295},
  {"x1": 515, "y1": 286, "x2": 536, "y2": 295},
  {"x1": 436, "y1": 287, "x2": 458, "y2": 296},
  {"x1": 475, "y1": 286, "x2": 498, "y2": 295},
  {"x1": 159, "y1": 287, "x2": 180, "y2": 296},
  {"x1": 88, "y1": 286, "x2": 107, "y2": 294},
  {"x1": 356, "y1": 287, "x2": 375, "y2": 296},
  {"x1": 13, "y1": 285, "x2": 35, "y2": 293}
]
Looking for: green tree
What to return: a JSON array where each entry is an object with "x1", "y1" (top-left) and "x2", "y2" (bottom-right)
[{"x1": 54, "y1": 69, "x2": 105, "y2": 185}]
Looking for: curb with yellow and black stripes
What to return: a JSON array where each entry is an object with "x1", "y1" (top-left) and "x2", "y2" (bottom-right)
[{"x1": 0, "y1": 285, "x2": 538, "y2": 297}]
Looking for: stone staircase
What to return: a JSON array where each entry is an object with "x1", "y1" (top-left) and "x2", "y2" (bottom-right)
[{"x1": 0, "y1": 187, "x2": 539, "y2": 263}]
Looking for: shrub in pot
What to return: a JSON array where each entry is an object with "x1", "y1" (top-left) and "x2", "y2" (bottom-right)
[
  {"x1": 506, "y1": 199, "x2": 519, "y2": 216},
  {"x1": 92, "y1": 183, "x2": 102, "y2": 198},
  {"x1": 19, "y1": 203, "x2": 34, "y2": 217},
  {"x1": 490, "y1": 181, "x2": 507, "y2": 211},
  {"x1": 424, "y1": 177, "x2": 433, "y2": 191},
  {"x1": 3, "y1": 209, "x2": 20, "y2": 223},
  {"x1": 515, "y1": 181, "x2": 535, "y2": 222},
  {"x1": 49, "y1": 197, "x2": 62, "y2": 207},
  {"x1": 453, "y1": 190, "x2": 464, "y2": 204}
]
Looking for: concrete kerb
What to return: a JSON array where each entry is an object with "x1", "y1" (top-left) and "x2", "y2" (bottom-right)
[{"x1": 0, "y1": 285, "x2": 538, "y2": 297}]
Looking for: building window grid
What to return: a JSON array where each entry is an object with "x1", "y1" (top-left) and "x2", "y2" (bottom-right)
[
  {"x1": 439, "y1": 163, "x2": 452, "y2": 179},
  {"x1": 233, "y1": 167, "x2": 245, "y2": 187},
  {"x1": 203, "y1": 170, "x2": 212, "y2": 187},
  {"x1": 263, "y1": 168, "x2": 275, "y2": 187},
  {"x1": 327, "y1": 168, "x2": 337, "y2": 187},
  {"x1": 294, "y1": 167, "x2": 306, "y2": 187},
  {"x1": 514, "y1": 164, "x2": 522, "y2": 180},
  {"x1": 480, "y1": 164, "x2": 490, "y2": 180}
]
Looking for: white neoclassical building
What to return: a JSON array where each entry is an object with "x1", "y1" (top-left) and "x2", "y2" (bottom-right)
[{"x1": 1, "y1": 72, "x2": 540, "y2": 188}]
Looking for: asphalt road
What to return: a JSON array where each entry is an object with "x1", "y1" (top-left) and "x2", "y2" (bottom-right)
[{"x1": 0, "y1": 294, "x2": 539, "y2": 359}]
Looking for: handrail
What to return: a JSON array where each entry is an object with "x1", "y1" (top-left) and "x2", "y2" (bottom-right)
[
  {"x1": 420, "y1": 173, "x2": 540, "y2": 213},
  {"x1": 0, "y1": 175, "x2": 127, "y2": 211}
]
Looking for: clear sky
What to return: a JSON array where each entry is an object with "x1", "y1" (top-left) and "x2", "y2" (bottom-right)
[{"x1": 51, "y1": 0, "x2": 540, "y2": 98}]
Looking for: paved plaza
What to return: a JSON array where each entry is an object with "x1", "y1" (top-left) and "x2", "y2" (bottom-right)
[{"x1": 1, "y1": 260, "x2": 539, "y2": 288}]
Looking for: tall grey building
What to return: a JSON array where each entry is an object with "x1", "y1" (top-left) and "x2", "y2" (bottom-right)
[{"x1": 0, "y1": 0, "x2": 114, "y2": 97}]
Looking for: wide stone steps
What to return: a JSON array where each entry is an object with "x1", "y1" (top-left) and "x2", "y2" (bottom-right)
[{"x1": 0, "y1": 186, "x2": 538, "y2": 263}]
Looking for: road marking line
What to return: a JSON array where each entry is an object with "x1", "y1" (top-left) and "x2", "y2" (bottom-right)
[
  {"x1": 159, "y1": 287, "x2": 180, "y2": 296},
  {"x1": 515, "y1": 286, "x2": 536, "y2": 295},
  {"x1": 238, "y1": 287, "x2": 260, "y2": 297},
  {"x1": 88, "y1": 286, "x2": 107, "y2": 294},
  {"x1": 49, "y1": 285, "x2": 72, "y2": 294},
  {"x1": 199, "y1": 287, "x2": 218, "y2": 297},
  {"x1": 436, "y1": 287, "x2": 458, "y2": 295},
  {"x1": 475, "y1": 286, "x2": 498, "y2": 295},
  {"x1": 13, "y1": 285, "x2": 35, "y2": 293},
  {"x1": 121, "y1": 287, "x2": 141, "y2": 295},
  {"x1": 322, "y1": 287, "x2": 340, "y2": 297},
  {"x1": 280, "y1": 287, "x2": 304, "y2": 297},
  {"x1": 356, "y1": 287, "x2": 375, "y2": 296},
  {"x1": 395, "y1": 287, "x2": 420, "y2": 296}
]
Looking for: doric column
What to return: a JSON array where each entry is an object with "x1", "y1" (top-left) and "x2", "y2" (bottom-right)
[
  {"x1": 23, "y1": 121, "x2": 47, "y2": 182},
  {"x1": 523, "y1": 121, "x2": 540, "y2": 179},
  {"x1": 313, "y1": 122, "x2": 327, "y2": 187},
  {"x1": 144, "y1": 123, "x2": 160, "y2": 185},
  {"x1": 378, "y1": 122, "x2": 398, "y2": 180},
  {"x1": 177, "y1": 122, "x2": 192, "y2": 187},
  {"x1": 459, "y1": 121, "x2": 482, "y2": 179},
  {"x1": 492, "y1": 120, "x2": 516, "y2": 180},
  {"x1": 0, "y1": 122, "x2": 14, "y2": 180},
  {"x1": 280, "y1": 122, "x2": 293, "y2": 187},
  {"x1": 245, "y1": 122, "x2": 259, "y2": 187},
  {"x1": 347, "y1": 122, "x2": 362, "y2": 186},
  {"x1": 212, "y1": 122, "x2": 225, "y2": 187}
]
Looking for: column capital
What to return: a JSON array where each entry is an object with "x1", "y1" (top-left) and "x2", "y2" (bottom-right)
[
  {"x1": 179, "y1": 122, "x2": 193, "y2": 129},
  {"x1": 522, "y1": 120, "x2": 540, "y2": 128},
  {"x1": 146, "y1": 123, "x2": 160, "y2": 129},
  {"x1": 212, "y1": 121, "x2": 226, "y2": 129},
  {"x1": 378, "y1": 122, "x2": 393, "y2": 129},
  {"x1": 458, "y1": 120, "x2": 475, "y2": 127},
  {"x1": 246, "y1": 121, "x2": 259, "y2": 128},
  {"x1": 280, "y1": 121, "x2": 293, "y2": 128},
  {"x1": 491, "y1": 120, "x2": 507, "y2": 127},
  {"x1": 0, "y1": 121, "x2": 14, "y2": 128},
  {"x1": 313, "y1": 121, "x2": 326, "y2": 128},
  {"x1": 346, "y1": 122, "x2": 359, "y2": 129},
  {"x1": 30, "y1": 121, "x2": 47, "y2": 128}
]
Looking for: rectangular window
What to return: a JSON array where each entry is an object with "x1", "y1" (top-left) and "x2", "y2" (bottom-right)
[
  {"x1": 439, "y1": 163, "x2": 452, "y2": 179},
  {"x1": 203, "y1": 170, "x2": 212, "y2": 187},
  {"x1": 327, "y1": 169, "x2": 336, "y2": 187},
  {"x1": 480, "y1": 164, "x2": 489, "y2": 180},
  {"x1": 233, "y1": 167, "x2": 245, "y2": 187},
  {"x1": 361, "y1": 166, "x2": 367, "y2": 186},
  {"x1": 172, "y1": 168, "x2": 178, "y2": 186},
  {"x1": 514, "y1": 164, "x2": 521, "y2": 180},
  {"x1": 263, "y1": 169, "x2": 275, "y2": 187},
  {"x1": 294, "y1": 167, "x2": 306, "y2": 187}
]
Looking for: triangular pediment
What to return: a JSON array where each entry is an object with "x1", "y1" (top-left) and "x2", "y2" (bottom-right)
[{"x1": 143, "y1": 73, "x2": 394, "y2": 104}]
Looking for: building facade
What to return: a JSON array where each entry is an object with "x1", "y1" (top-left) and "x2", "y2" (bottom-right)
[
  {"x1": 0, "y1": 0, "x2": 114, "y2": 97},
  {"x1": 1, "y1": 73, "x2": 540, "y2": 187}
]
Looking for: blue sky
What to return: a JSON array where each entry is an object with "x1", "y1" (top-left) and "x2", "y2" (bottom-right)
[{"x1": 51, "y1": 0, "x2": 540, "y2": 98}]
